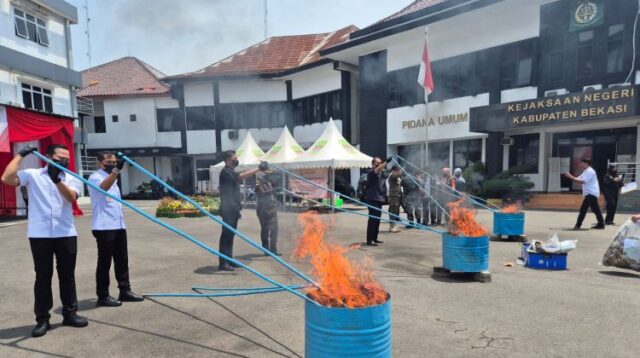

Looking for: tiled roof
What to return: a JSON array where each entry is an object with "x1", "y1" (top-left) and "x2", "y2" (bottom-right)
[
  {"x1": 376, "y1": 0, "x2": 450, "y2": 24},
  {"x1": 169, "y1": 25, "x2": 358, "y2": 79},
  {"x1": 77, "y1": 57, "x2": 170, "y2": 97}
]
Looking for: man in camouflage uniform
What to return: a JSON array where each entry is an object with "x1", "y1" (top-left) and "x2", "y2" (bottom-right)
[
  {"x1": 401, "y1": 170, "x2": 422, "y2": 229},
  {"x1": 387, "y1": 165, "x2": 403, "y2": 233},
  {"x1": 255, "y1": 163, "x2": 280, "y2": 255}
]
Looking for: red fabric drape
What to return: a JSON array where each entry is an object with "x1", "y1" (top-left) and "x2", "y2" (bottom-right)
[{"x1": 0, "y1": 107, "x2": 83, "y2": 216}]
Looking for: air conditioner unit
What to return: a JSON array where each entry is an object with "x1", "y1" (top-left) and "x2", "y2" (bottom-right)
[
  {"x1": 227, "y1": 130, "x2": 238, "y2": 140},
  {"x1": 583, "y1": 84, "x2": 602, "y2": 92},
  {"x1": 501, "y1": 138, "x2": 514, "y2": 146},
  {"x1": 544, "y1": 89, "x2": 568, "y2": 97},
  {"x1": 608, "y1": 82, "x2": 631, "y2": 89}
]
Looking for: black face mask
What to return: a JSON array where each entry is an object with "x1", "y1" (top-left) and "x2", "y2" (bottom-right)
[
  {"x1": 104, "y1": 164, "x2": 116, "y2": 174},
  {"x1": 230, "y1": 159, "x2": 240, "y2": 167},
  {"x1": 52, "y1": 159, "x2": 69, "y2": 168}
]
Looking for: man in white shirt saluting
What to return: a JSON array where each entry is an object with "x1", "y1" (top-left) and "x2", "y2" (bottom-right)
[
  {"x1": 88, "y1": 152, "x2": 143, "y2": 307},
  {"x1": 563, "y1": 158, "x2": 605, "y2": 230},
  {"x1": 1, "y1": 144, "x2": 88, "y2": 337}
]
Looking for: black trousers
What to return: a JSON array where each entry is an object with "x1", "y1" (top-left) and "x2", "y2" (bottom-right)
[
  {"x1": 366, "y1": 200, "x2": 383, "y2": 243},
  {"x1": 257, "y1": 206, "x2": 278, "y2": 253},
  {"x1": 92, "y1": 229, "x2": 131, "y2": 298},
  {"x1": 219, "y1": 208, "x2": 241, "y2": 266},
  {"x1": 29, "y1": 237, "x2": 78, "y2": 322},
  {"x1": 421, "y1": 198, "x2": 431, "y2": 225},
  {"x1": 603, "y1": 192, "x2": 619, "y2": 224},
  {"x1": 576, "y1": 194, "x2": 605, "y2": 227}
]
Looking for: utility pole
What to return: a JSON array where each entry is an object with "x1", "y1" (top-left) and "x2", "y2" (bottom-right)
[
  {"x1": 264, "y1": 0, "x2": 268, "y2": 39},
  {"x1": 83, "y1": 0, "x2": 91, "y2": 66}
]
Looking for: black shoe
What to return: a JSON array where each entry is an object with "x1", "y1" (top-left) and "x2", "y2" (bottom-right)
[
  {"x1": 373, "y1": 240, "x2": 384, "y2": 244},
  {"x1": 119, "y1": 291, "x2": 144, "y2": 302},
  {"x1": 405, "y1": 225, "x2": 413, "y2": 229},
  {"x1": 97, "y1": 296, "x2": 122, "y2": 307},
  {"x1": 271, "y1": 252, "x2": 282, "y2": 256},
  {"x1": 62, "y1": 313, "x2": 88, "y2": 328},
  {"x1": 572, "y1": 225, "x2": 581, "y2": 230},
  {"x1": 31, "y1": 320, "x2": 50, "y2": 338},
  {"x1": 229, "y1": 262, "x2": 240, "y2": 268},
  {"x1": 592, "y1": 224, "x2": 605, "y2": 230},
  {"x1": 218, "y1": 264, "x2": 235, "y2": 271},
  {"x1": 366, "y1": 242, "x2": 378, "y2": 247}
]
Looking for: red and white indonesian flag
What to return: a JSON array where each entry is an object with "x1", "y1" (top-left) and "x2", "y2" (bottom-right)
[
  {"x1": 0, "y1": 105, "x2": 9, "y2": 153},
  {"x1": 417, "y1": 34, "x2": 434, "y2": 99}
]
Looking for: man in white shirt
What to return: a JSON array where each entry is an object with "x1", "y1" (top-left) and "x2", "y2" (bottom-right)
[
  {"x1": 1, "y1": 144, "x2": 88, "y2": 338},
  {"x1": 88, "y1": 152, "x2": 143, "y2": 307},
  {"x1": 563, "y1": 158, "x2": 605, "y2": 230}
]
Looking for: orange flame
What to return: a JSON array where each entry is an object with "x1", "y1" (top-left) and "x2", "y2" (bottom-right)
[
  {"x1": 501, "y1": 202, "x2": 521, "y2": 213},
  {"x1": 447, "y1": 200, "x2": 489, "y2": 237},
  {"x1": 294, "y1": 211, "x2": 387, "y2": 308}
]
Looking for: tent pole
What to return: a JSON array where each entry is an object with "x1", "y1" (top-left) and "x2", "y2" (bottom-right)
[
  {"x1": 282, "y1": 171, "x2": 286, "y2": 211},
  {"x1": 330, "y1": 167, "x2": 335, "y2": 213}
]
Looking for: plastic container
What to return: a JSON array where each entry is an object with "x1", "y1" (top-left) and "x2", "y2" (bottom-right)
[
  {"x1": 522, "y1": 243, "x2": 567, "y2": 270},
  {"x1": 442, "y1": 234, "x2": 490, "y2": 272},
  {"x1": 493, "y1": 212, "x2": 525, "y2": 236},
  {"x1": 305, "y1": 294, "x2": 391, "y2": 358}
]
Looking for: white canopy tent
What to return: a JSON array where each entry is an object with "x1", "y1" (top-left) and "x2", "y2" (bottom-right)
[
  {"x1": 209, "y1": 132, "x2": 265, "y2": 192},
  {"x1": 287, "y1": 118, "x2": 372, "y2": 205},
  {"x1": 262, "y1": 125, "x2": 305, "y2": 165}
]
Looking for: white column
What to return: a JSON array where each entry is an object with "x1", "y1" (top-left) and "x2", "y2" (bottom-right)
[
  {"x1": 481, "y1": 137, "x2": 486, "y2": 163},
  {"x1": 502, "y1": 136, "x2": 510, "y2": 172},
  {"x1": 448, "y1": 140, "x2": 454, "y2": 169},
  {"x1": 538, "y1": 130, "x2": 547, "y2": 192}
]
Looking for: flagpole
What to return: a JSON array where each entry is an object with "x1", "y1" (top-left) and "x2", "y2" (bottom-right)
[{"x1": 423, "y1": 28, "x2": 429, "y2": 173}]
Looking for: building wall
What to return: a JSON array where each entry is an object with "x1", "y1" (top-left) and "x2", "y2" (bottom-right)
[
  {"x1": 0, "y1": 66, "x2": 73, "y2": 116},
  {"x1": 218, "y1": 79, "x2": 287, "y2": 103},
  {"x1": 287, "y1": 63, "x2": 342, "y2": 99},
  {"x1": 187, "y1": 130, "x2": 216, "y2": 154},
  {"x1": 0, "y1": 0, "x2": 69, "y2": 67}
]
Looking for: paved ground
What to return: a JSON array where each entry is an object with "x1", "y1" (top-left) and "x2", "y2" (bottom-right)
[{"x1": 1, "y1": 200, "x2": 639, "y2": 357}]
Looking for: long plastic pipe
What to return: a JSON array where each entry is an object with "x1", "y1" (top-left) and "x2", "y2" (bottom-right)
[
  {"x1": 391, "y1": 159, "x2": 451, "y2": 218},
  {"x1": 269, "y1": 163, "x2": 434, "y2": 231},
  {"x1": 118, "y1": 153, "x2": 319, "y2": 288},
  {"x1": 396, "y1": 155, "x2": 498, "y2": 212},
  {"x1": 33, "y1": 152, "x2": 317, "y2": 305},
  {"x1": 191, "y1": 284, "x2": 307, "y2": 291},
  {"x1": 144, "y1": 289, "x2": 296, "y2": 298},
  {"x1": 281, "y1": 188, "x2": 445, "y2": 234}
]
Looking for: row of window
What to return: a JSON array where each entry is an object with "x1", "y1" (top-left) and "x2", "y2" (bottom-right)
[
  {"x1": 14, "y1": 9, "x2": 49, "y2": 47},
  {"x1": 153, "y1": 91, "x2": 342, "y2": 132},
  {"x1": 92, "y1": 115, "x2": 137, "y2": 133}
]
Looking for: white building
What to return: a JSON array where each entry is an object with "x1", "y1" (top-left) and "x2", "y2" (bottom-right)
[
  {"x1": 0, "y1": 0, "x2": 81, "y2": 215},
  {"x1": 76, "y1": 57, "x2": 183, "y2": 196}
]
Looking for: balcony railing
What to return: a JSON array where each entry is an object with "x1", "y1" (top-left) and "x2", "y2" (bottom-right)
[{"x1": 77, "y1": 96, "x2": 94, "y2": 116}]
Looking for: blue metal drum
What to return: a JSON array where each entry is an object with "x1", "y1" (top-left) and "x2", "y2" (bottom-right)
[
  {"x1": 442, "y1": 234, "x2": 490, "y2": 272},
  {"x1": 305, "y1": 295, "x2": 392, "y2": 358},
  {"x1": 493, "y1": 212, "x2": 525, "y2": 236}
]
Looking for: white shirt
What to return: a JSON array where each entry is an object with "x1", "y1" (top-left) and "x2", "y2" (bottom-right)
[
  {"x1": 17, "y1": 167, "x2": 82, "y2": 238},
  {"x1": 577, "y1": 167, "x2": 600, "y2": 197},
  {"x1": 88, "y1": 169, "x2": 126, "y2": 231}
]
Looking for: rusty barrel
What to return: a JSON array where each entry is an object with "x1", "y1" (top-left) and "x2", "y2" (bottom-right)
[
  {"x1": 493, "y1": 212, "x2": 525, "y2": 236},
  {"x1": 442, "y1": 234, "x2": 490, "y2": 272},
  {"x1": 305, "y1": 295, "x2": 392, "y2": 358}
]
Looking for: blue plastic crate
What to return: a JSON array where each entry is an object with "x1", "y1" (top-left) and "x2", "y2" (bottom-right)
[{"x1": 522, "y1": 243, "x2": 567, "y2": 270}]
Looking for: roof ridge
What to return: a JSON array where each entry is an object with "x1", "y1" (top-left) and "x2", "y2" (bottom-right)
[
  {"x1": 81, "y1": 56, "x2": 136, "y2": 73},
  {"x1": 132, "y1": 57, "x2": 167, "y2": 79}
]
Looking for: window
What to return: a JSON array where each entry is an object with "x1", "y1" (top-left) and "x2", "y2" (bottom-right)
[
  {"x1": 548, "y1": 52, "x2": 564, "y2": 82},
  {"x1": 576, "y1": 30, "x2": 594, "y2": 78},
  {"x1": 156, "y1": 108, "x2": 183, "y2": 132},
  {"x1": 14, "y1": 9, "x2": 48, "y2": 46},
  {"x1": 130, "y1": 114, "x2": 137, "y2": 122},
  {"x1": 186, "y1": 106, "x2": 215, "y2": 130},
  {"x1": 112, "y1": 115, "x2": 119, "y2": 122},
  {"x1": 21, "y1": 83, "x2": 52, "y2": 112},
  {"x1": 509, "y1": 133, "x2": 539, "y2": 174},
  {"x1": 453, "y1": 139, "x2": 482, "y2": 169},
  {"x1": 607, "y1": 24, "x2": 624, "y2": 74},
  {"x1": 94, "y1": 116, "x2": 106, "y2": 133},
  {"x1": 388, "y1": 67, "x2": 423, "y2": 109},
  {"x1": 291, "y1": 91, "x2": 340, "y2": 126},
  {"x1": 500, "y1": 40, "x2": 534, "y2": 88}
]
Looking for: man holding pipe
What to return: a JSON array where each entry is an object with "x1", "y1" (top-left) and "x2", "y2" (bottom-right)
[
  {"x1": 88, "y1": 151, "x2": 144, "y2": 307},
  {"x1": 255, "y1": 163, "x2": 280, "y2": 255},
  {"x1": 218, "y1": 151, "x2": 265, "y2": 271},
  {"x1": 563, "y1": 158, "x2": 605, "y2": 230},
  {"x1": 1, "y1": 144, "x2": 88, "y2": 337},
  {"x1": 365, "y1": 156, "x2": 392, "y2": 246}
]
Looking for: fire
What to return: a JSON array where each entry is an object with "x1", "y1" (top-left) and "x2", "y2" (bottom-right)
[
  {"x1": 294, "y1": 211, "x2": 387, "y2": 308},
  {"x1": 501, "y1": 202, "x2": 521, "y2": 213},
  {"x1": 447, "y1": 200, "x2": 489, "y2": 237}
]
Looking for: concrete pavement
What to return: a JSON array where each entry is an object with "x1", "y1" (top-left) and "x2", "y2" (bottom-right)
[{"x1": 1, "y1": 201, "x2": 639, "y2": 357}]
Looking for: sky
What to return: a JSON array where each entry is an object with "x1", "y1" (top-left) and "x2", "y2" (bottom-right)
[{"x1": 68, "y1": 0, "x2": 415, "y2": 76}]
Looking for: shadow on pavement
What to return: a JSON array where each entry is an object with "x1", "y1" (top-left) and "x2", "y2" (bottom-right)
[
  {"x1": 53, "y1": 298, "x2": 101, "y2": 314},
  {"x1": 598, "y1": 270, "x2": 640, "y2": 279},
  {"x1": 0, "y1": 324, "x2": 70, "y2": 358},
  {"x1": 147, "y1": 297, "x2": 299, "y2": 358}
]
